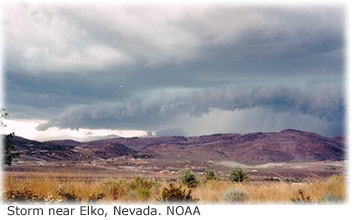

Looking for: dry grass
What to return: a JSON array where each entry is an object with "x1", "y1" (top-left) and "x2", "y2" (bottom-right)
[
  {"x1": 194, "y1": 175, "x2": 346, "y2": 203},
  {"x1": 2, "y1": 173, "x2": 346, "y2": 204}
]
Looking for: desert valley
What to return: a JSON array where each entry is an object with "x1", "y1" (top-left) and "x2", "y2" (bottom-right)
[{"x1": 3, "y1": 129, "x2": 346, "y2": 203}]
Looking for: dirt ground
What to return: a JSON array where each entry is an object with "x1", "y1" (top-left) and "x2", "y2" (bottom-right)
[{"x1": 4, "y1": 159, "x2": 346, "y2": 182}]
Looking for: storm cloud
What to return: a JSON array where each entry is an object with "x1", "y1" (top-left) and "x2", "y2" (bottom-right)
[
  {"x1": 35, "y1": 84, "x2": 344, "y2": 136},
  {"x1": 3, "y1": 5, "x2": 345, "y2": 139}
]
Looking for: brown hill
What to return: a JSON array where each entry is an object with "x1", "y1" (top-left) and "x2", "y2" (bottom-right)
[{"x1": 4, "y1": 129, "x2": 345, "y2": 165}]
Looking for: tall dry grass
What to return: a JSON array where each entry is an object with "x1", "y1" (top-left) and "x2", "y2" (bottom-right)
[
  {"x1": 3, "y1": 173, "x2": 346, "y2": 204},
  {"x1": 194, "y1": 175, "x2": 346, "y2": 203}
]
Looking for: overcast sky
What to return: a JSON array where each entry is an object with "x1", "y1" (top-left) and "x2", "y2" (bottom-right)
[{"x1": 2, "y1": 4, "x2": 345, "y2": 141}]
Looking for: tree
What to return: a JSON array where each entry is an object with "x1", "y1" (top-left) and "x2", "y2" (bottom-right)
[
  {"x1": 1, "y1": 108, "x2": 20, "y2": 166},
  {"x1": 4, "y1": 132, "x2": 19, "y2": 166}
]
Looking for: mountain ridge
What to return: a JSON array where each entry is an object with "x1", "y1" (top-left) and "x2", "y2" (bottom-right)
[{"x1": 4, "y1": 129, "x2": 345, "y2": 165}]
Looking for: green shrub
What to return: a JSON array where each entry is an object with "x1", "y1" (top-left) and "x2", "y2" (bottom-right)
[
  {"x1": 319, "y1": 194, "x2": 342, "y2": 203},
  {"x1": 137, "y1": 188, "x2": 150, "y2": 199},
  {"x1": 179, "y1": 170, "x2": 199, "y2": 188},
  {"x1": 325, "y1": 165, "x2": 337, "y2": 171},
  {"x1": 222, "y1": 188, "x2": 248, "y2": 202},
  {"x1": 161, "y1": 183, "x2": 198, "y2": 202},
  {"x1": 204, "y1": 170, "x2": 217, "y2": 180},
  {"x1": 228, "y1": 168, "x2": 249, "y2": 182},
  {"x1": 129, "y1": 177, "x2": 158, "y2": 190},
  {"x1": 126, "y1": 188, "x2": 151, "y2": 201}
]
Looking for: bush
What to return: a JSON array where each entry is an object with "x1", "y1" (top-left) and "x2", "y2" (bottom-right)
[
  {"x1": 136, "y1": 188, "x2": 151, "y2": 200},
  {"x1": 290, "y1": 189, "x2": 311, "y2": 203},
  {"x1": 56, "y1": 187, "x2": 81, "y2": 202},
  {"x1": 88, "y1": 192, "x2": 105, "y2": 203},
  {"x1": 129, "y1": 177, "x2": 158, "y2": 190},
  {"x1": 319, "y1": 194, "x2": 342, "y2": 203},
  {"x1": 101, "y1": 179, "x2": 128, "y2": 200},
  {"x1": 5, "y1": 187, "x2": 44, "y2": 202},
  {"x1": 126, "y1": 188, "x2": 151, "y2": 201},
  {"x1": 222, "y1": 188, "x2": 248, "y2": 202},
  {"x1": 161, "y1": 183, "x2": 198, "y2": 202},
  {"x1": 179, "y1": 170, "x2": 199, "y2": 188},
  {"x1": 228, "y1": 168, "x2": 249, "y2": 182},
  {"x1": 204, "y1": 170, "x2": 217, "y2": 180},
  {"x1": 43, "y1": 192, "x2": 63, "y2": 203}
]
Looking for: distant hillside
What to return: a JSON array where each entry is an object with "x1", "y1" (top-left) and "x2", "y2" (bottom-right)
[{"x1": 4, "y1": 129, "x2": 345, "y2": 165}]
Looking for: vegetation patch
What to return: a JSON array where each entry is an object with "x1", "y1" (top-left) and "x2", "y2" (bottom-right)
[
  {"x1": 228, "y1": 168, "x2": 249, "y2": 183},
  {"x1": 291, "y1": 189, "x2": 311, "y2": 203},
  {"x1": 222, "y1": 188, "x2": 248, "y2": 202},
  {"x1": 179, "y1": 170, "x2": 200, "y2": 188},
  {"x1": 161, "y1": 183, "x2": 199, "y2": 202},
  {"x1": 3, "y1": 174, "x2": 345, "y2": 204},
  {"x1": 204, "y1": 170, "x2": 217, "y2": 181}
]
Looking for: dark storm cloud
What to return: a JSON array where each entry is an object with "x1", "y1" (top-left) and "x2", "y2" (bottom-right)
[
  {"x1": 36, "y1": 84, "x2": 344, "y2": 136},
  {"x1": 155, "y1": 128, "x2": 186, "y2": 137},
  {"x1": 4, "y1": 5, "x2": 345, "y2": 137}
]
